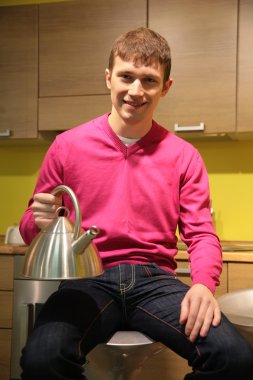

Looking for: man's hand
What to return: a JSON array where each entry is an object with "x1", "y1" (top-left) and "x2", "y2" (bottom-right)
[
  {"x1": 31, "y1": 193, "x2": 62, "y2": 230},
  {"x1": 180, "y1": 283, "x2": 221, "y2": 342}
]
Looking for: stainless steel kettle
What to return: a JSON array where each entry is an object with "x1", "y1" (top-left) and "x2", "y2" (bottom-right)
[{"x1": 21, "y1": 185, "x2": 103, "y2": 280}]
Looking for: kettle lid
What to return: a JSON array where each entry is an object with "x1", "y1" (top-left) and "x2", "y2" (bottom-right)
[{"x1": 42, "y1": 206, "x2": 76, "y2": 235}]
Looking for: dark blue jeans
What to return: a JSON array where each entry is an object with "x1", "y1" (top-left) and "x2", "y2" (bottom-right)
[{"x1": 21, "y1": 264, "x2": 253, "y2": 380}]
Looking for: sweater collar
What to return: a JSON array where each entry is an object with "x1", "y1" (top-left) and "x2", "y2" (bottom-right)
[{"x1": 102, "y1": 113, "x2": 168, "y2": 155}]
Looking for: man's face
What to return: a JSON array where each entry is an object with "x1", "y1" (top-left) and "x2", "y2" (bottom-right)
[{"x1": 105, "y1": 56, "x2": 172, "y2": 131}]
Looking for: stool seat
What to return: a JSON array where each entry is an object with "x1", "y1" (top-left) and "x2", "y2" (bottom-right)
[
  {"x1": 107, "y1": 330, "x2": 154, "y2": 346},
  {"x1": 85, "y1": 331, "x2": 165, "y2": 380}
]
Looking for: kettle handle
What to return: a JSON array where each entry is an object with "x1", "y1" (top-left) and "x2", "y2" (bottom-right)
[{"x1": 51, "y1": 185, "x2": 81, "y2": 240}]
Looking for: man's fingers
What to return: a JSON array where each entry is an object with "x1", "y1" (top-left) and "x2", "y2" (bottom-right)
[
  {"x1": 32, "y1": 194, "x2": 62, "y2": 213},
  {"x1": 33, "y1": 212, "x2": 58, "y2": 220},
  {"x1": 31, "y1": 193, "x2": 63, "y2": 230},
  {"x1": 199, "y1": 304, "x2": 216, "y2": 338},
  {"x1": 212, "y1": 302, "x2": 222, "y2": 327},
  {"x1": 184, "y1": 299, "x2": 202, "y2": 340},
  {"x1": 33, "y1": 193, "x2": 62, "y2": 205},
  {"x1": 179, "y1": 298, "x2": 189, "y2": 325},
  {"x1": 180, "y1": 284, "x2": 222, "y2": 343}
]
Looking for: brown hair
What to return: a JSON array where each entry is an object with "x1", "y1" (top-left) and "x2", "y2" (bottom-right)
[{"x1": 108, "y1": 27, "x2": 171, "y2": 84}]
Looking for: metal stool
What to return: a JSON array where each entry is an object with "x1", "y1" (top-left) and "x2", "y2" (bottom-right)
[{"x1": 85, "y1": 331, "x2": 165, "y2": 380}]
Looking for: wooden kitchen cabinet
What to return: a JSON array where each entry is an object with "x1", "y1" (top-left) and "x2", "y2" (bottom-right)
[
  {"x1": 149, "y1": 0, "x2": 237, "y2": 136},
  {"x1": 228, "y1": 262, "x2": 253, "y2": 292},
  {"x1": 0, "y1": 1, "x2": 252, "y2": 139},
  {"x1": 0, "y1": 256, "x2": 14, "y2": 380},
  {"x1": 0, "y1": 330, "x2": 12, "y2": 380},
  {"x1": 39, "y1": 0, "x2": 146, "y2": 97},
  {"x1": 0, "y1": 256, "x2": 13, "y2": 290},
  {"x1": 0, "y1": 292, "x2": 13, "y2": 329},
  {"x1": 0, "y1": 5, "x2": 38, "y2": 139},
  {"x1": 237, "y1": 0, "x2": 253, "y2": 134},
  {"x1": 39, "y1": 95, "x2": 111, "y2": 131},
  {"x1": 38, "y1": 0, "x2": 146, "y2": 131}
]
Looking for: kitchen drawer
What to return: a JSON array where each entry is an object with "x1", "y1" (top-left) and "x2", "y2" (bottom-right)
[
  {"x1": 0, "y1": 329, "x2": 11, "y2": 380},
  {"x1": 228, "y1": 262, "x2": 253, "y2": 291},
  {"x1": 0, "y1": 291, "x2": 13, "y2": 328},
  {"x1": 0, "y1": 256, "x2": 14, "y2": 290}
]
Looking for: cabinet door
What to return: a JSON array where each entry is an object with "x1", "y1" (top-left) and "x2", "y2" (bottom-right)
[
  {"x1": 0, "y1": 257, "x2": 13, "y2": 380},
  {"x1": 237, "y1": 0, "x2": 253, "y2": 133},
  {"x1": 228, "y1": 263, "x2": 253, "y2": 292},
  {"x1": 38, "y1": 0, "x2": 146, "y2": 131},
  {"x1": 0, "y1": 256, "x2": 14, "y2": 290},
  {"x1": 39, "y1": 0, "x2": 146, "y2": 97},
  {"x1": 216, "y1": 263, "x2": 228, "y2": 297},
  {"x1": 0, "y1": 329, "x2": 11, "y2": 380},
  {"x1": 0, "y1": 5, "x2": 38, "y2": 139},
  {"x1": 39, "y1": 95, "x2": 111, "y2": 131},
  {"x1": 0, "y1": 291, "x2": 13, "y2": 328},
  {"x1": 149, "y1": 0, "x2": 237, "y2": 136}
]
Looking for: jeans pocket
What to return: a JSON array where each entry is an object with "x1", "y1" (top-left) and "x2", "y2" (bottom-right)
[{"x1": 144, "y1": 263, "x2": 177, "y2": 279}]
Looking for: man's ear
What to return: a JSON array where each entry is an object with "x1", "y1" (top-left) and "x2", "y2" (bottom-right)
[
  {"x1": 105, "y1": 68, "x2": 111, "y2": 90},
  {"x1": 161, "y1": 78, "x2": 173, "y2": 97}
]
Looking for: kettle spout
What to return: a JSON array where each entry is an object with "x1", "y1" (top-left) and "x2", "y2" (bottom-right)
[{"x1": 72, "y1": 226, "x2": 100, "y2": 255}]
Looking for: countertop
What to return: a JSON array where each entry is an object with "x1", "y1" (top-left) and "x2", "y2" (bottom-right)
[
  {"x1": 176, "y1": 241, "x2": 253, "y2": 263},
  {"x1": 176, "y1": 249, "x2": 253, "y2": 263},
  {"x1": 0, "y1": 235, "x2": 27, "y2": 254},
  {"x1": 1, "y1": 236, "x2": 253, "y2": 262}
]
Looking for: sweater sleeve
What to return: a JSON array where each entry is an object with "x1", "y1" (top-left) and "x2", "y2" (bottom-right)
[
  {"x1": 178, "y1": 148, "x2": 222, "y2": 294},
  {"x1": 19, "y1": 137, "x2": 64, "y2": 245}
]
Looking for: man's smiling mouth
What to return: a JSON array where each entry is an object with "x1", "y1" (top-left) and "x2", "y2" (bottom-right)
[{"x1": 123, "y1": 100, "x2": 146, "y2": 108}]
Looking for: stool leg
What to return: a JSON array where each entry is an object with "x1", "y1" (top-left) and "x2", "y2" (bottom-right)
[
  {"x1": 106, "y1": 352, "x2": 134, "y2": 380},
  {"x1": 85, "y1": 336, "x2": 165, "y2": 380}
]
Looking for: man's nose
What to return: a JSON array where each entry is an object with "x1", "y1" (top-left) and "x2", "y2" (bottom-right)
[{"x1": 128, "y1": 79, "x2": 144, "y2": 96}]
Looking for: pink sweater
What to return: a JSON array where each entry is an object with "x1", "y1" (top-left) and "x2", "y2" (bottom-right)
[{"x1": 20, "y1": 113, "x2": 222, "y2": 293}]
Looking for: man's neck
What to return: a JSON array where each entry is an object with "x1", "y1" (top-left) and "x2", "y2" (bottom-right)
[{"x1": 108, "y1": 112, "x2": 152, "y2": 139}]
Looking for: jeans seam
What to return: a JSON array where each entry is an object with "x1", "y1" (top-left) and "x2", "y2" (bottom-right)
[
  {"x1": 125, "y1": 265, "x2": 136, "y2": 292},
  {"x1": 119, "y1": 265, "x2": 126, "y2": 319},
  {"x1": 119, "y1": 264, "x2": 136, "y2": 292},
  {"x1": 119, "y1": 282, "x2": 126, "y2": 320},
  {"x1": 119, "y1": 265, "x2": 136, "y2": 320},
  {"x1": 136, "y1": 305, "x2": 201, "y2": 358},
  {"x1": 78, "y1": 298, "x2": 114, "y2": 356},
  {"x1": 143, "y1": 265, "x2": 152, "y2": 277}
]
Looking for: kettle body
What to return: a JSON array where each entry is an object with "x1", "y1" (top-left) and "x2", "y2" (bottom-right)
[{"x1": 21, "y1": 185, "x2": 103, "y2": 280}]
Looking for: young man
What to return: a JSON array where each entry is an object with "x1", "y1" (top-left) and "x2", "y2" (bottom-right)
[{"x1": 20, "y1": 28, "x2": 253, "y2": 380}]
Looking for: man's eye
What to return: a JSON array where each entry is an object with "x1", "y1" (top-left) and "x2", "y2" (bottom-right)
[
  {"x1": 120, "y1": 74, "x2": 132, "y2": 81},
  {"x1": 145, "y1": 77, "x2": 156, "y2": 83}
]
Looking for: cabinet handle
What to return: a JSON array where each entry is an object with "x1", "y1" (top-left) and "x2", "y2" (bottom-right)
[
  {"x1": 174, "y1": 123, "x2": 205, "y2": 132},
  {"x1": 0, "y1": 129, "x2": 11, "y2": 137},
  {"x1": 26, "y1": 303, "x2": 45, "y2": 336}
]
